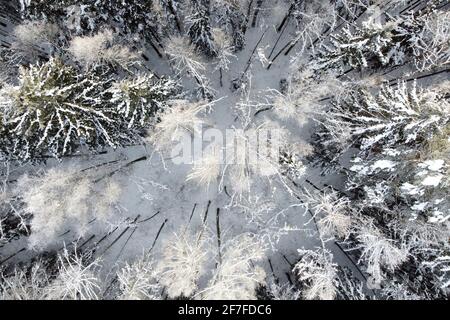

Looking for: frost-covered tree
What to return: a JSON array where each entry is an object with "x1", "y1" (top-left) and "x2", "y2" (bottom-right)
[
  {"x1": 279, "y1": 140, "x2": 312, "y2": 180},
  {"x1": 165, "y1": 36, "x2": 206, "y2": 79},
  {"x1": 110, "y1": 74, "x2": 178, "y2": 129},
  {"x1": 186, "y1": 144, "x2": 222, "y2": 188},
  {"x1": 68, "y1": 29, "x2": 139, "y2": 71},
  {"x1": 268, "y1": 66, "x2": 343, "y2": 126},
  {"x1": 94, "y1": 0, "x2": 166, "y2": 46},
  {"x1": 15, "y1": 167, "x2": 121, "y2": 249},
  {"x1": 0, "y1": 260, "x2": 49, "y2": 300},
  {"x1": 288, "y1": 0, "x2": 337, "y2": 57},
  {"x1": 322, "y1": 80, "x2": 449, "y2": 156},
  {"x1": 20, "y1": 1, "x2": 96, "y2": 35},
  {"x1": 0, "y1": 89, "x2": 11, "y2": 161},
  {"x1": 20, "y1": 0, "x2": 166, "y2": 53},
  {"x1": 199, "y1": 234, "x2": 266, "y2": 300},
  {"x1": 11, "y1": 20, "x2": 58, "y2": 63},
  {"x1": 261, "y1": 278, "x2": 302, "y2": 300},
  {"x1": 356, "y1": 223, "x2": 409, "y2": 285},
  {"x1": 211, "y1": 0, "x2": 247, "y2": 51},
  {"x1": 2, "y1": 58, "x2": 119, "y2": 158},
  {"x1": 293, "y1": 247, "x2": 339, "y2": 300},
  {"x1": 396, "y1": 7, "x2": 450, "y2": 71},
  {"x1": 45, "y1": 248, "x2": 101, "y2": 300},
  {"x1": 187, "y1": 0, "x2": 217, "y2": 57},
  {"x1": 316, "y1": 21, "x2": 403, "y2": 70},
  {"x1": 1, "y1": 247, "x2": 102, "y2": 300},
  {"x1": 221, "y1": 124, "x2": 288, "y2": 197},
  {"x1": 293, "y1": 246, "x2": 368, "y2": 300},
  {"x1": 159, "y1": 0, "x2": 184, "y2": 33},
  {"x1": 146, "y1": 99, "x2": 214, "y2": 153},
  {"x1": 157, "y1": 231, "x2": 208, "y2": 298},
  {"x1": 317, "y1": 3, "x2": 450, "y2": 71},
  {"x1": 331, "y1": 81, "x2": 449, "y2": 219},
  {"x1": 0, "y1": 58, "x2": 174, "y2": 159},
  {"x1": 117, "y1": 254, "x2": 161, "y2": 300},
  {"x1": 0, "y1": 189, "x2": 29, "y2": 248},
  {"x1": 165, "y1": 35, "x2": 215, "y2": 99},
  {"x1": 212, "y1": 28, "x2": 235, "y2": 86},
  {"x1": 303, "y1": 190, "x2": 352, "y2": 240},
  {"x1": 335, "y1": 0, "x2": 372, "y2": 17}
]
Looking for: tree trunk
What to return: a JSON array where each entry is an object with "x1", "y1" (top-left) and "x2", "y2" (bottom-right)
[
  {"x1": 276, "y1": 3, "x2": 294, "y2": 32},
  {"x1": 168, "y1": 0, "x2": 183, "y2": 33},
  {"x1": 251, "y1": 0, "x2": 264, "y2": 28},
  {"x1": 242, "y1": 0, "x2": 255, "y2": 35}
]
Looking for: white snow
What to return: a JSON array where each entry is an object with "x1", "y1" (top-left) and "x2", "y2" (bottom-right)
[
  {"x1": 421, "y1": 159, "x2": 445, "y2": 172},
  {"x1": 372, "y1": 160, "x2": 396, "y2": 171},
  {"x1": 411, "y1": 202, "x2": 428, "y2": 211},
  {"x1": 421, "y1": 174, "x2": 443, "y2": 187},
  {"x1": 400, "y1": 182, "x2": 421, "y2": 195}
]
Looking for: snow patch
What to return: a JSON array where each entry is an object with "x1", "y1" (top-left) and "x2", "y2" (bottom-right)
[
  {"x1": 372, "y1": 160, "x2": 396, "y2": 171},
  {"x1": 411, "y1": 202, "x2": 427, "y2": 211},
  {"x1": 421, "y1": 174, "x2": 443, "y2": 187},
  {"x1": 420, "y1": 159, "x2": 445, "y2": 172}
]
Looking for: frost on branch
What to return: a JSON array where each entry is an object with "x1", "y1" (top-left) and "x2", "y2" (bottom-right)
[
  {"x1": 293, "y1": 247, "x2": 338, "y2": 300},
  {"x1": 0, "y1": 261, "x2": 49, "y2": 300},
  {"x1": 303, "y1": 190, "x2": 352, "y2": 240},
  {"x1": 356, "y1": 224, "x2": 409, "y2": 284},
  {"x1": 110, "y1": 74, "x2": 178, "y2": 129},
  {"x1": 45, "y1": 248, "x2": 101, "y2": 300},
  {"x1": 165, "y1": 36, "x2": 214, "y2": 99}
]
